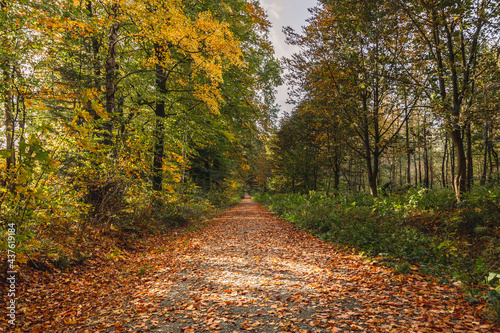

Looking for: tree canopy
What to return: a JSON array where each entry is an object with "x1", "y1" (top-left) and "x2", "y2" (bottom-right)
[
  {"x1": 270, "y1": 0, "x2": 500, "y2": 202},
  {"x1": 0, "y1": 0, "x2": 281, "y2": 244}
]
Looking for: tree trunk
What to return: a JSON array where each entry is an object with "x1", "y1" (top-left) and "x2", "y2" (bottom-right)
[
  {"x1": 348, "y1": 158, "x2": 353, "y2": 192},
  {"x1": 446, "y1": 18, "x2": 471, "y2": 201},
  {"x1": 181, "y1": 118, "x2": 187, "y2": 183},
  {"x1": 333, "y1": 155, "x2": 340, "y2": 194},
  {"x1": 152, "y1": 111, "x2": 165, "y2": 192},
  {"x1": 430, "y1": 150, "x2": 433, "y2": 189},
  {"x1": 405, "y1": 88, "x2": 411, "y2": 185},
  {"x1": 86, "y1": 1, "x2": 102, "y2": 119},
  {"x1": 492, "y1": 148, "x2": 499, "y2": 178},
  {"x1": 362, "y1": 95, "x2": 378, "y2": 197},
  {"x1": 451, "y1": 139, "x2": 455, "y2": 190},
  {"x1": 414, "y1": 150, "x2": 418, "y2": 186},
  {"x1": 1, "y1": 0, "x2": 13, "y2": 174},
  {"x1": 424, "y1": 148, "x2": 429, "y2": 188},
  {"x1": 466, "y1": 121, "x2": 473, "y2": 190},
  {"x1": 450, "y1": 128, "x2": 467, "y2": 200},
  {"x1": 423, "y1": 118, "x2": 429, "y2": 188},
  {"x1": 153, "y1": 46, "x2": 167, "y2": 192},
  {"x1": 399, "y1": 156, "x2": 402, "y2": 186},
  {"x1": 442, "y1": 135, "x2": 448, "y2": 187},
  {"x1": 480, "y1": 123, "x2": 488, "y2": 185},
  {"x1": 418, "y1": 154, "x2": 422, "y2": 185},
  {"x1": 104, "y1": 4, "x2": 119, "y2": 145},
  {"x1": 3, "y1": 65, "x2": 15, "y2": 175}
]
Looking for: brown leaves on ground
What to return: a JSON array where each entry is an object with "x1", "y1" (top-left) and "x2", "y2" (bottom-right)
[{"x1": 2, "y1": 195, "x2": 499, "y2": 332}]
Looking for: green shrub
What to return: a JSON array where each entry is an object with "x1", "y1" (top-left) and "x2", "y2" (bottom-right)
[
  {"x1": 253, "y1": 189, "x2": 499, "y2": 295},
  {"x1": 405, "y1": 187, "x2": 455, "y2": 211}
]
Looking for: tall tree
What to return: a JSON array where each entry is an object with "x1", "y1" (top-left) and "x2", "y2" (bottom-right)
[
  {"x1": 285, "y1": 0, "x2": 416, "y2": 196},
  {"x1": 391, "y1": 0, "x2": 500, "y2": 200}
]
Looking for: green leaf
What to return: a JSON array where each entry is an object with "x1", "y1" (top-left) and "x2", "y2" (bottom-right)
[
  {"x1": 486, "y1": 272, "x2": 500, "y2": 284},
  {"x1": 0, "y1": 149, "x2": 13, "y2": 158},
  {"x1": 19, "y1": 141, "x2": 27, "y2": 156}
]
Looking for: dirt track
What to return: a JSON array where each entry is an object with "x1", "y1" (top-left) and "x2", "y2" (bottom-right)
[
  {"x1": 15, "y1": 195, "x2": 498, "y2": 332},
  {"x1": 145, "y1": 195, "x2": 497, "y2": 332}
]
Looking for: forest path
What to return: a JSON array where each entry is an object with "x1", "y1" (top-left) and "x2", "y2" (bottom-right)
[
  {"x1": 17, "y1": 195, "x2": 497, "y2": 332},
  {"x1": 132, "y1": 195, "x2": 495, "y2": 332}
]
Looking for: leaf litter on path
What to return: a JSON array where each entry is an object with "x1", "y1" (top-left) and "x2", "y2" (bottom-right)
[{"x1": 4, "y1": 195, "x2": 498, "y2": 332}]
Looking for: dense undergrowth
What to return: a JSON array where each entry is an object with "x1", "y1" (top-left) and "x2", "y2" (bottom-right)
[{"x1": 253, "y1": 186, "x2": 500, "y2": 321}]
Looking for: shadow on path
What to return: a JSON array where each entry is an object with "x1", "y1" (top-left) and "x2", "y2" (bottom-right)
[{"x1": 131, "y1": 196, "x2": 496, "y2": 332}]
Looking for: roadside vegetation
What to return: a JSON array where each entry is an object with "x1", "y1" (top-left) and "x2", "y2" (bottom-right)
[{"x1": 254, "y1": 186, "x2": 500, "y2": 321}]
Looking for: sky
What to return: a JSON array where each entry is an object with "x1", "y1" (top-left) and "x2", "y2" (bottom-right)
[{"x1": 258, "y1": 0, "x2": 319, "y2": 116}]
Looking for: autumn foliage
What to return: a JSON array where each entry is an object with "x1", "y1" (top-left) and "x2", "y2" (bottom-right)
[
  {"x1": 0, "y1": 0, "x2": 279, "y2": 252},
  {"x1": 2, "y1": 0, "x2": 500, "y2": 331}
]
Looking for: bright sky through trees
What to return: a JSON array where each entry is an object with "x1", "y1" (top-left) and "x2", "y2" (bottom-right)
[{"x1": 259, "y1": 0, "x2": 318, "y2": 116}]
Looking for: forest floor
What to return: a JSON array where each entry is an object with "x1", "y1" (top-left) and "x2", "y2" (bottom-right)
[{"x1": 3, "y1": 195, "x2": 500, "y2": 332}]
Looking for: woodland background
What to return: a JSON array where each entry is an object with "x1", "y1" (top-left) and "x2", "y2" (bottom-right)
[
  {"x1": 1, "y1": 0, "x2": 280, "y2": 259},
  {"x1": 1, "y1": 0, "x2": 500, "y2": 323}
]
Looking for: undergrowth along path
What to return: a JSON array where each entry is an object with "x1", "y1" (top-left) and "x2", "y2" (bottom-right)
[{"x1": 9, "y1": 195, "x2": 498, "y2": 332}]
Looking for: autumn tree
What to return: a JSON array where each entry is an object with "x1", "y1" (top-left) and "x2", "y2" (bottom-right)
[
  {"x1": 390, "y1": 0, "x2": 500, "y2": 200},
  {"x1": 271, "y1": 108, "x2": 324, "y2": 192},
  {"x1": 283, "y1": 0, "x2": 416, "y2": 196},
  {"x1": 1, "y1": 0, "x2": 280, "y2": 245}
]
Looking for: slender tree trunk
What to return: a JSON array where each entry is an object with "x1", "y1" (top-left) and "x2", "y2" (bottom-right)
[
  {"x1": 348, "y1": 158, "x2": 353, "y2": 192},
  {"x1": 430, "y1": 150, "x2": 433, "y2": 188},
  {"x1": 104, "y1": 4, "x2": 120, "y2": 145},
  {"x1": 404, "y1": 88, "x2": 411, "y2": 185},
  {"x1": 450, "y1": 128, "x2": 467, "y2": 200},
  {"x1": 489, "y1": 144, "x2": 496, "y2": 181},
  {"x1": 423, "y1": 117, "x2": 429, "y2": 188},
  {"x1": 414, "y1": 151, "x2": 418, "y2": 186},
  {"x1": 492, "y1": 148, "x2": 499, "y2": 177},
  {"x1": 153, "y1": 46, "x2": 167, "y2": 192},
  {"x1": 181, "y1": 118, "x2": 187, "y2": 183},
  {"x1": 363, "y1": 168, "x2": 366, "y2": 192},
  {"x1": 406, "y1": 139, "x2": 411, "y2": 185},
  {"x1": 1, "y1": 1, "x2": 14, "y2": 175},
  {"x1": 447, "y1": 22, "x2": 470, "y2": 201},
  {"x1": 446, "y1": 131, "x2": 452, "y2": 190},
  {"x1": 399, "y1": 156, "x2": 402, "y2": 186},
  {"x1": 86, "y1": 1, "x2": 102, "y2": 119},
  {"x1": 3, "y1": 64, "x2": 15, "y2": 175},
  {"x1": 372, "y1": 65, "x2": 381, "y2": 196},
  {"x1": 442, "y1": 135, "x2": 448, "y2": 187},
  {"x1": 333, "y1": 155, "x2": 340, "y2": 194},
  {"x1": 481, "y1": 123, "x2": 489, "y2": 185},
  {"x1": 363, "y1": 96, "x2": 378, "y2": 196},
  {"x1": 424, "y1": 148, "x2": 429, "y2": 188},
  {"x1": 451, "y1": 140, "x2": 456, "y2": 190},
  {"x1": 418, "y1": 154, "x2": 422, "y2": 185},
  {"x1": 466, "y1": 121, "x2": 473, "y2": 190}
]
